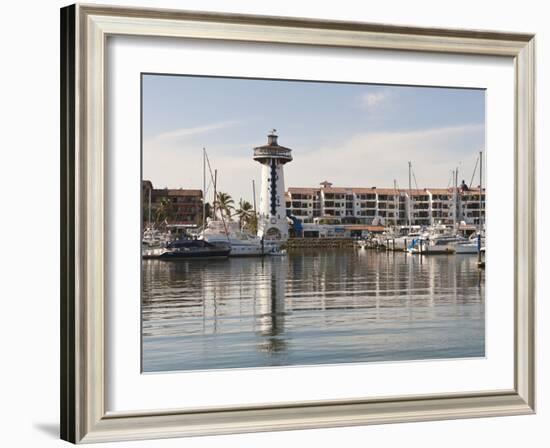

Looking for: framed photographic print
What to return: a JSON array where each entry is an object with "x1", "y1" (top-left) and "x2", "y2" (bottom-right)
[{"x1": 60, "y1": 4, "x2": 535, "y2": 444}]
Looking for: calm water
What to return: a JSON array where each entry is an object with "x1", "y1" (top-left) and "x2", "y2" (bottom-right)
[{"x1": 142, "y1": 249, "x2": 485, "y2": 372}]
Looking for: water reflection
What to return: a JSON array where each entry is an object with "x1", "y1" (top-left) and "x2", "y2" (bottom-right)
[{"x1": 142, "y1": 250, "x2": 484, "y2": 372}]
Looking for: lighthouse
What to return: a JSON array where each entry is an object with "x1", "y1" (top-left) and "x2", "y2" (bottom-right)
[{"x1": 253, "y1": 130, "x2": 293, "y2": 241}]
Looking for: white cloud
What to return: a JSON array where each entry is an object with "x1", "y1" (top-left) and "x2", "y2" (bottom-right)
[
  {"x1": 286, "y1": 123, "x2": 484, "y2": 190},
  {"x1": 360, "y1": 91, "x2": 391, "y2": 109},
  {"x1": 149, "y1": 120, "x2": 243, "y2": 143}
]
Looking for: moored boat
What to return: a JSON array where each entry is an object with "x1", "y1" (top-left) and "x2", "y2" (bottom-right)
[
  {"x1": 143, "y1": 238, "x2": 231, "y2": 259},
  {"x1": 453, "y1": 232, "x2": 485, "y2": 254},
  {"x1": 142, "y1": 227, "x2": 172, "y2": 247},
  {"x1": 377, "y1": 225, "x2": 426, "y2": 251},
  {"x1": 200, "y1": 219, "x2": 275, "y2": 256},
  {"x1": 453, "y1": 242, "x2": 479, "y2": 254},
  {"x1": 408, "y1": 234, "x2": 467, "y2": 254}
]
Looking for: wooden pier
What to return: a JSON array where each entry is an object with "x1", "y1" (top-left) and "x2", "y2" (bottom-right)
[{"x1": 285, "y1": 238, "x2": 356, "y2": 249}]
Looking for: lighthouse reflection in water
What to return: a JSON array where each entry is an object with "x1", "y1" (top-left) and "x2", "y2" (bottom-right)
[{"x1": 142, "y1": 250, "x2": 484, "y2": 372}]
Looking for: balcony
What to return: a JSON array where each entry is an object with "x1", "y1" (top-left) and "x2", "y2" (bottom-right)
[{"x1": 253, "y1": 146, "x2": 292, "y2": 164}]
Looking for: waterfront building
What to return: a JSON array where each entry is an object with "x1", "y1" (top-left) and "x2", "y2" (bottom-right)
[
  {"x1": 373, "y1": 188, "x2": 406, "y2": 225},
  {"x1": 459, "y1": 187, "x2": 486, "y2": 225},
  {"x1": 285, "y1": 187, "x2": 320, "y2": 221},
  {"x1": 428, "y1": 188, "x2": 455, "y2": 226},
  {"x1": 253, "y1": 131, "x2": 293, "y2": 241},
  {"x1": 407, "y1": 189, "x2": 431, "y2": 226},
  {"x1": 286, "y1": 181, "x2": 485, "y2": 227},
  {"x1": 142, "y1": 180, "x2": 203, "y2": 227},
  {"x1": 319, "y1": 182, "x2": 347, "y2": 219}
]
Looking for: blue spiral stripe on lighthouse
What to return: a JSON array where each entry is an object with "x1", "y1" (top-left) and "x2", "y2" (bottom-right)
[{"x1": 270, "y1": 160, "x2": 277, "y2": 216}]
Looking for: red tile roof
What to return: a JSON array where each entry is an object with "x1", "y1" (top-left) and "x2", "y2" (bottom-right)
[
  {"x1": 366, "y1": 188, "x2": 401, "y2": 195},
  {"x1": 460, "y1": 188, "x2": 485, "y2": 196},
  {"x1": 153, "y1": 189, "x2": 202, "y2": 197},
  {"x1": 288, "y1": 187, "x2": 320, "y2": 194},
  {"x1": 405, "y1": 189, "x2": 430, "y2": 196},
  {"x1": 322, "y1": 187, "x2": 349, "y2": 194},
  {"x1": 427, "y1": 188, "x2": 453, "y2": 194}
]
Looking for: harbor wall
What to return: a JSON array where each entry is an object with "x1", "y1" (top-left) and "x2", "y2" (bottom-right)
[{"x1": 284, "y1": 237, "x2": 356, "y2": 249}]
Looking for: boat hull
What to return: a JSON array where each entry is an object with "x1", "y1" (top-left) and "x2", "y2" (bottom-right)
[
  {"x1": 409, "y1": 246, "x2": 454, "y2": 255},
  {"x1": 454, "y1": 243, "x2": 479, "y2": 254},
  {"x1": 143, "y1": 238, "x2": 231, "y2": 260},
  {"x1": 158, "y1": 249, "x2": 230, "y2": 259},
  {"x1": 203, "y1": 235, "x2": 267, "y2": 257}
]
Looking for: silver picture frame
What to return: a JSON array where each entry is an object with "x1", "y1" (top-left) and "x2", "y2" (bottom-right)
[{"x1": 60, "y1": 3, "x2": 536, "y2": 443}]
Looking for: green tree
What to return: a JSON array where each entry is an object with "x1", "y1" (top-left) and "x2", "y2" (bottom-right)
[
  {"x1": 215, "y1": 192, "x2": 234, "y2": 219},
  {"x1": 204, "y1": 202, "x2": 213, "y2": 219},
  {"x1": 155, "y1": 197, "x2": 174, "y2": 228},
  {"x1": 245, "y1": 212, "x2": 258, "y2": 234},
  {"x1": 236, "y1": 199, "x2": 254, "y2": 229}
]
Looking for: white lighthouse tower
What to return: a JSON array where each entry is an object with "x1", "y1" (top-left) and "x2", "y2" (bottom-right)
[{"x1": 253, "y1": 130, "x2": 293, "y2": 242}]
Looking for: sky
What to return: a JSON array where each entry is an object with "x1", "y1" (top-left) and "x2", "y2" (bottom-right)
[{"x1": 142, "y1": 74, "x2": 485, "y2": 204}]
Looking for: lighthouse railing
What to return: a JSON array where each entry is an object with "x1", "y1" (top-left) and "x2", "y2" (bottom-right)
[{"x1": 253, "y1": 147, "x2": 292, "y2": 160}]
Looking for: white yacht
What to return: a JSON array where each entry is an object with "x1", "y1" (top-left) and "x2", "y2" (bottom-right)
[
  {"x1": 454, "y1": 233, "x2": 485, "y2": 254},
  {"x1": 454, "y1": 242, "x2": 478, "y2": 254},
  {"x1": 393, "y1": 231, "x2": 425, "y2": 251},
  {"x1": 142, "y1": 228, "x2": 174, "y2": 258},
  {"x1": 142, "y1": 227, "x2": 172, "y2": 247},
  {"x1": 408, "y1": 225, "x2": 467, "y2": 254},
  {"x1": 379, "y1": 226, "x2": 426, "y2": 251},
  {"x1": 408, "y1": 234, "x2": 468, "y2": 254},
  {"x1": 200, "y1": 219, "x2": 273, "y2": 256}
]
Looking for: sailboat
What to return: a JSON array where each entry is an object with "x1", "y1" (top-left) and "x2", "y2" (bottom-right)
[
  {"x1": 142, "y1": 187, "x2": 173, "y2": 257},
  {"x1": 201, "y1": 219, "x2": 266, "y2": 256},
  {"x1": 406, "y1": 223, "x2": 466, "y2": 254},
  {"x1": 454, "y1": 150, "x2": 485, "y2": 255},
  {"x1": 198, "y1": 148, "x2": 274, "y2": 257}
]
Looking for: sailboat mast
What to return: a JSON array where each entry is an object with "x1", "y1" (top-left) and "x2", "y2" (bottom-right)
[
  {"x1": 252, "y1": 179, "x2": 257, "y2": 213},
  {"x1": 213, "y1": 169, "x2": 217, "y2": 220},
  {"x1": 479, "y1": 150, "x2": 483, "y2": 230},
  {"x1": 408, "y1": 161, "x2": 412, "y2": 227},
  {"x1": 203, "y1": 151, "x2": 230, "y2": 241},
  {"x1": 252, "y1": 179, "x2": 258, "y2": 236},
  {"x1": 202, "y1": 148, "x2": 206, "y2": 229},
  {"x1": 393, "y1": 179, "x2": 398, "y2": 226},
  {"x1": 456, "y1": 166, "x2": 460, "y2": 228},
  {"x1": 148, "y1": 186, "x2": 152, "y2": 229},
  {"x1": 213, "y1": 170, "x2": 230, "y2": 240}
]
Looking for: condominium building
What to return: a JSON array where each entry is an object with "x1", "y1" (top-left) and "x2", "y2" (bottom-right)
[
  {"x1": 459, "y1": 188, "x2": 486, "y2": 225},
  {"x1": 285, "y1": 187, "x2": 321, "y2": 221},
  {"x1": 142, "y1": 180, "x2": 203, "y2": 227},
  {"x1": 429, "y1": 188, "x2": 455, "y2": 225},
  {"x1": 286, "y1": 181, "x2": 485, "y2": 227}
]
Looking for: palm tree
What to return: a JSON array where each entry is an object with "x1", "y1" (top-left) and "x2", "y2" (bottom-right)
[
  {"x1": 236, "y1": 199, "x2": 254, "y2": 229},
  {"x1": 154, "y1": 197, "x2": 174, "y2": 228},
  {"x1": 204, "y1": 202, "x2": 213, "y2": 220},
  {"x1": 215, "y1": 192, "x2": 234, "y2": 219},
  {"x1": 245, "y1": 211, "x2": 258, "y2": 234}
]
